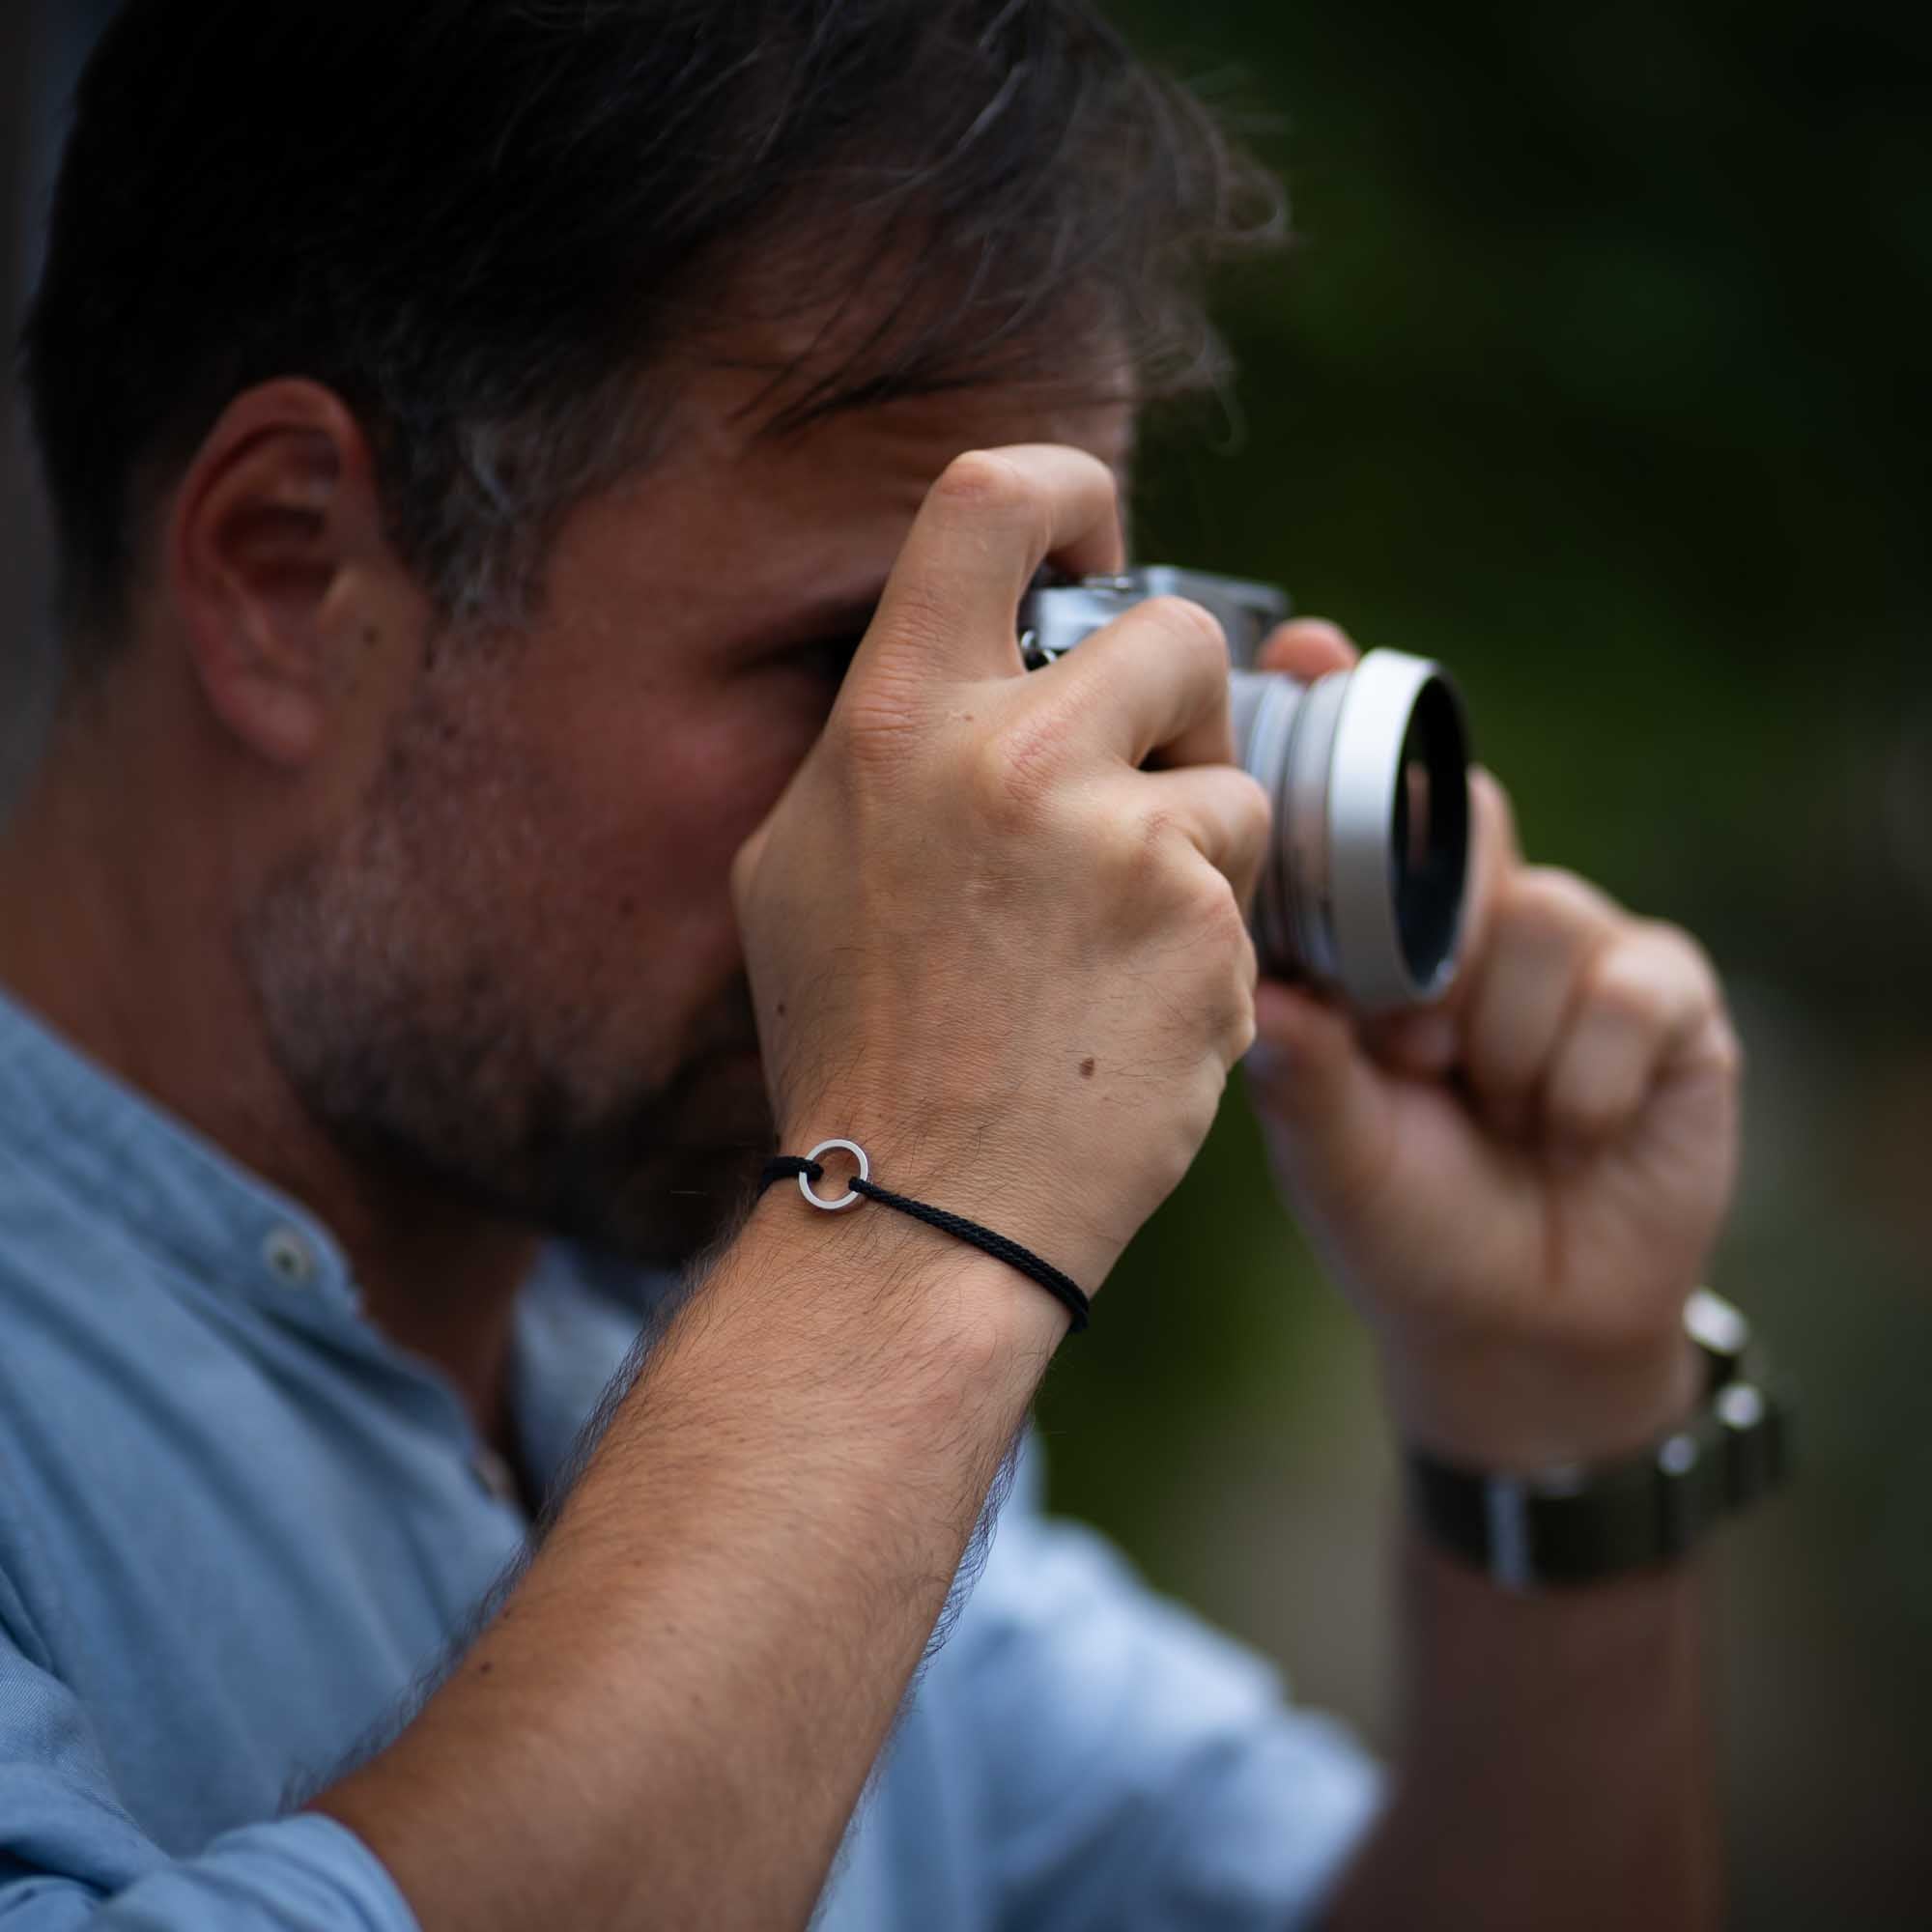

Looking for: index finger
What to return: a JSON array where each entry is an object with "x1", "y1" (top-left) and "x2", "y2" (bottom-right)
[
  {"x1": 855, "y1": 445, "x2": 1125, "y2": 686},
  {"x1": 1255, "y1": 618, "x2": 1361, "y2": 683}
]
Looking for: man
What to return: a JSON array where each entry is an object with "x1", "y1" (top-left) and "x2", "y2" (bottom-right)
[{"x1": 0, "y1": 1, "x2": 1744, "y2": 1926}]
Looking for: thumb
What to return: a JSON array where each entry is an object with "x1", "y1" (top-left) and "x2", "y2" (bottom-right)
[{"x1": 1244, "y1": 980, "x2": 1394, "y2": 1208}]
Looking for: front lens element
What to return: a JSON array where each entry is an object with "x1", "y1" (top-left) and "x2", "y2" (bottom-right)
[
  {"x1": 1231, "y1": 651, "x2": 1471, "y2": 1009},
  {"x1": 1391, "y1": 678, "x2": 1469, "y2": 992}
]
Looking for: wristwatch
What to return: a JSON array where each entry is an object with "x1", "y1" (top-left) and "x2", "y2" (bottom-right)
[{"x1": 1406, "y1": 1289, "x2": 1792, "y2": 1591}]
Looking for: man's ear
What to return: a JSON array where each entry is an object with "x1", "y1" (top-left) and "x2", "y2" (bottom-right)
[{"x1": 165, "y1": 380, "x2": 416, "y2": 767}]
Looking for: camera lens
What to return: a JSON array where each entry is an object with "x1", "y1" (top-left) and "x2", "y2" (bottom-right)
[
  {"x1": 1390, "y1": 678, "x2": 1469, "y2": 991},
  {"x1": 1016, "y1": 568, "x2": 1475, "y2": 1011},
  {"x1": 1228, "y1": 652, "x2": 1471, "y2": 1010}
]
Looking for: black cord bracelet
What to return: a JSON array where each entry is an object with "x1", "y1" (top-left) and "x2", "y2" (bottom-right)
[{"x1": 758, "y1": 1139, "x2": 1091, "y2": 1334}]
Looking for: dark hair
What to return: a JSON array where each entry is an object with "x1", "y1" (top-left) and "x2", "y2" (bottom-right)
[{"x1": 19, "y1": 0, "x2": 1279, "y2": 653}]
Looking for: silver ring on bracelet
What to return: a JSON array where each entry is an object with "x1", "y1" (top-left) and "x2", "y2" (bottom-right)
[{"x1": 799, "y1": 1138, "x2": 869, "y2": 1212}]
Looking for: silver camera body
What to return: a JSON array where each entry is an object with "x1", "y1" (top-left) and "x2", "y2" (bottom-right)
[{"x1": 1016, "y1": 567, "x2": 1472, "y2": 1013}]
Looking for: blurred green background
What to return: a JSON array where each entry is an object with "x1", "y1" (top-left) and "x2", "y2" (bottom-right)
[
  {"x1": 3, "y1": 1, "x2": 1927, "y2": 1924},
  {"x1": 1031, "y1": 4, "x2": 1932, "y2": 1926}
]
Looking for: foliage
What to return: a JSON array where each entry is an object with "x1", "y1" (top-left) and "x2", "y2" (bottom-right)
[{"x1": 1037, "y1": 5, "x2": 1932, "y2": 1920}]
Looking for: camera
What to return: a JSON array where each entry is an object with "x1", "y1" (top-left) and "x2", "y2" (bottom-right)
[{"x1": 1016, "y1": 567, "x2": 1472, "y2": 1012}]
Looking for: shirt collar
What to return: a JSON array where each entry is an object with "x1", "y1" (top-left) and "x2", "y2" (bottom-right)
[
  {"x1": 0, "y1": 981, "x2": 361, "y2": 1316},
  {"x1": 0, "y1": 982, "x2": 675, "y2": 1495}
]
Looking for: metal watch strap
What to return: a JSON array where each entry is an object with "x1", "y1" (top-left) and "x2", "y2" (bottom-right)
[{"x1": 1405, "y1": 1289, "x2": 1793, "y2": 1591}]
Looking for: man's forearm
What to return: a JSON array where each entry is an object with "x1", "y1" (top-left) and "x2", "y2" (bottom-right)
[
  {"x1": 315, "y1": 1194, "x2": 1066, "y2": 1932},
  {"x1": 1323, "y1": 1531, "x2": 1718, "y2": 1932}
]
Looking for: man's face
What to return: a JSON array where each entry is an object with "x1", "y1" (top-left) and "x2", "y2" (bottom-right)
[{"x1": 243, "y1": 359, "x2": 1133, "y2": 1268}]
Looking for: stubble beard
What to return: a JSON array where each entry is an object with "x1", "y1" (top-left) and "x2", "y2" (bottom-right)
[{"x1": 240, "y1": 704, "x2": 774, "y2": 1274}]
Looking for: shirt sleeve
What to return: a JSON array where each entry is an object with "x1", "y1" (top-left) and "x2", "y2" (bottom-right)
[
  {"x1": 942, "y1": 1455, "x2": 1386, "y2": 1932},
  {"x1": 0, "y1": 1587, "x2": 415, "y2": 1932}
]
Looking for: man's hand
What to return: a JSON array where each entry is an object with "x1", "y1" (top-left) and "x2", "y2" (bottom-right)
[
  {"x1": 319, "y1": 450, "x2": 1281, "y2": 1932},
  {"x1": 733, "y1": 446, "x2": 1269, "y2": 1300},
  {"x1": 1243, "y1": 621, "x2": 1744, "y2": 1467}
]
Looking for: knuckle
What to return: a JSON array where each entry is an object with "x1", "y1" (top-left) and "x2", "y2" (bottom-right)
[
  {"x1": 1507, "y1": 866, "x2": 1619, "y2": 946},
  {"x1": 1582, "y1": 948, "x2": 1669, "y2": 1032},
  {"x1": 970, "y1": 711, "x2": 1069, "y2": 828},
  {"x1": 1587, "y1": 921, "x2": 1716, "y2": 1025},
  {"x1": 1549, "y1": 1070, "x2": 1632, "y2": 1137},
  {"x1": 1188, "y1": 871, "x2": 1249, "y2": 949},
  {"x1": 1642, "y1": 918, "x2": 1722, "y2": 995},
  {"x1": 1228, "y1": 996, "x2": 1259, "y2": 1064},
  {"x1": 965, "y1": 736, "x2": 1035, "y2": 830},
  {"x1": 1233, "y1": 770, "x2": 1272, "y2": 848},
  {"x1": 1162, "y1": 1070, "x2": 1226, "y2": 1175},
  {"x1": 866, "y1": 577, "x2": 953, "y2": 665},
  {"x1": 831, "y1": 682, "x2": 923, "y2": 769},
  {"x1": 1221, "y1": 939, "x2": 1261, "y2": 1061},
  {"x1": 1142, "y1": 595, "x2": 1229, "y2": 668},
  {"x1": 930, "y1": 448, "x2": 1037, "y2": 524},
  {"x1": 1183, "y1": 883, "x2": 1256, "y2": 1034},
  {"x1": 1526, "y1": 865, "x2": 1614, "y2": 920},
  {"x1": 1137, "y1": 803, "x2": 1179, "y2": 858},
  {"x1": 1102, "y1": 803, "x2": 1172, "y2": 897}
]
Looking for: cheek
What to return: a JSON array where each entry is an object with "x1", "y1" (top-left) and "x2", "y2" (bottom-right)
[{"x1": 563, "y1": 691, "x2": 821, "y2": 967}]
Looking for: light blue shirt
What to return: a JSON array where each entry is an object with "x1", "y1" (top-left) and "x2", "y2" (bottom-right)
[{"x1": 0, "y1": 986, "x2": 1380, "y2": 1928}]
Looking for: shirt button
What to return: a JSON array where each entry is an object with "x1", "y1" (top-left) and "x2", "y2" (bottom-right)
[
  {"x1": 261, "y1": 1226, "x2": 318, "y2": 1289},
  {"x1": 469, "y1": 1448, "x2": 522, "y2": 1507}
]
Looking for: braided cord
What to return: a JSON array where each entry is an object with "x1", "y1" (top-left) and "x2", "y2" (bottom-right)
[{"x1": 758, "y1": 1155, "x2": 1091, "y2": 1334}]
